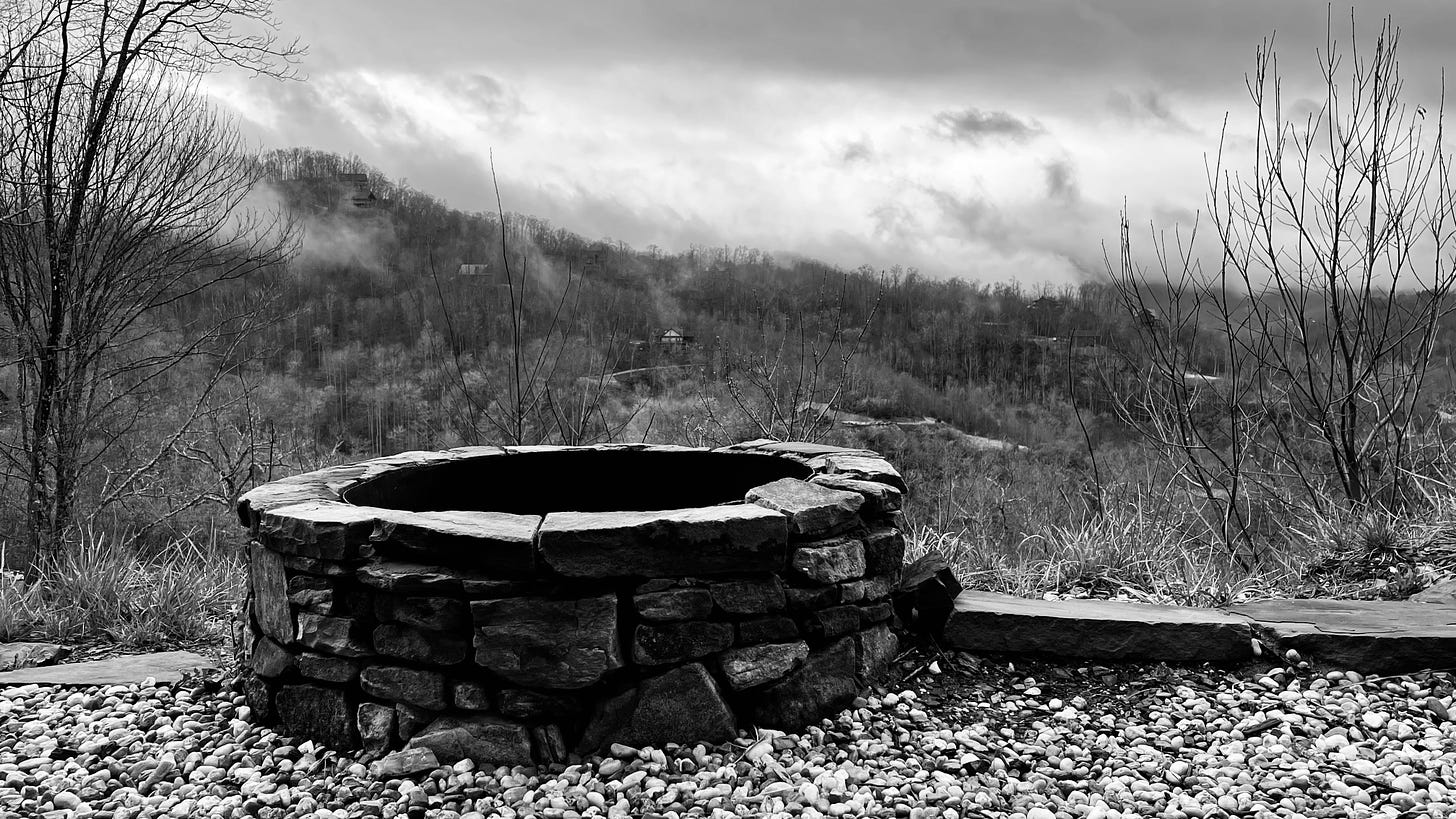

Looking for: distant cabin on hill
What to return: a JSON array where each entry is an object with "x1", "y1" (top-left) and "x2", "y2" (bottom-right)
[
  {"x1": 336, "y1": 172, "x2": 387, "y2": 209},
  {"x1": 657, "y1": 328, "x2": 696, "y2": 355},
  {"x1": 626, "y1": 328, "x2": 699, "y2": 364}
]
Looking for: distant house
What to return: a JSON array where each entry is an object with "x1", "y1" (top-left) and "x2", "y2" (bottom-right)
[
  {"x1": 659, "y1": 328, "x2": 692, "y2": 345},
  {"x1": 337, "y1": 172, "x2": 381, "y2": 208},
  {"x1": 1133, "y1": 307, "x2": 1165, "y2": 331},
  {"x1": 645, "y1": 328, "x2": 696, "y2": 357},
  {"x1": 457, "y1": 264, "x2": 491, "y2": 277}
]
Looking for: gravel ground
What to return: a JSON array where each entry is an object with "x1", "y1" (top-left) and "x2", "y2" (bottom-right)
[{"x1": 0, "y1": 651, "x2": 1453, "y2": 819}]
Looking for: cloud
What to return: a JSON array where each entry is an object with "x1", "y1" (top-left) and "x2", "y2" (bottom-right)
[
  {"x1": 223, "y1": 0, "x2": 1404, "y2": 284},
  {"x1": 838, "y1": 137, "x2": 874, "y2": 164},
  {"x1": 1044, "y1": 158, "x2": 1079, "y2": 203},
  {"x1": 922, "y1": 187, "x2": 1006, "y2": 245},
  {"x1": 1107, "y1": 89, "x2": 1193, "y2": 131},
  {"x1": 869, "y1": 202, "x2": 917, "y2": 244},
  {"x1": 933, "y1": 108, "x2": 1043, "y2": 144},
  {"x1": 445, "y1": 72, "x2": 525, "y2": 129}
]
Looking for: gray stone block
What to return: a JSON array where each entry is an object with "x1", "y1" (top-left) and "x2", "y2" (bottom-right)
[
  {"x1": 361, "y1": 665, "x2": 447, "y2": 711},
  {"x1": 395, "y1": 702, "x2": 436, "y2": 743},
  {"x1": 406, "y1": 714, "x2": 534, "y2": 767},
  {"x1": 1231, "y1": 598, "x2": 1456, "y2": 672},
  {"x1": 368, "y1": 747, "x2": 438, "y2": 778},
  {"x1": 248, "y1": 542, "x2": 293, "y2": 646},
  {"x1": 749, "y1": 637, "x2": 859, "y2": 730},
  {"x1": 249, "y1": 636, "x2": 293, "y2": 678},
  {"x1": 259, "y1": 501, "x2": 380, "y2": 560},
  {"x1": 531, "y1": 723, "x2": 568, "y2": 764},
  {"x1": 237, "y1": 482, "x2": 338, "y2": 528},
  {"x1": 948, "y1": 591, "x2": 1255, "y2": 665},
  {"x1": 809, "y1": 474, "x2": 904, "y2": 515},
  {"x1": 863, "y1": 527, "x2": 907, "y2": 576},
  {"x1": 856, "y1": 624, "x2": 898, "y2": 683},
  {"x1": 577, "y1": 663, "x2": 735, "y2": 754},
  {"x1": 298, "y1": 652, "x2": 361, "y2": 684},
  {"x1": 635, "y1": 587, "x2": 715, "y2": 621},
  {"x1": 375, "y1": 595, "x2": 470, "y2": 631},
  {"x1": 0, "y1": 642, "x2": 68, "y2": 673},
  {"x1": 357, "y1": 702, "x2": 396, "y2": 752},
  {"x1": 281, "y1": 554, "x2": 354, "y2": 577},
  {"x1": 803, "y1": 605, "x2": 863, "y2": 642},
  {"x1": 370, "y1": 510, "x2": 541, "y2": 578},
  {"x1": 372, "y1": 624, "x2": 467, "y2": 666},
  {"x1": 747, "y1": 478, "x2": 864, "y2": 536},
  {"x1": 451, "y1": 681, "x2": 493, "y2": 711},
  {"x1": 858, "y1": 600, "x2": 894, "y2": 626},
  {"x1": 710, "y1": 576, "x2": 786, "y2": 615},
  {"x1": 737, "y1": 616, "x2": 800, "y2": 645},
  {"x1": 472, "y1": 594, "x2": 623, "y2": 688},
  {"x1": 295, "y1": 613, "x2": 371, "y2": 658},
  {"x1": 538, "y1": 506, "x2": 788, "y2": 579},
  {"x1": 719, "y1": 641, "x2": 809, "y2": 690},
  {"x1": 357, "y1": 561, "x2": 474, "y2": 595},
  {"x1": 244, "y1": 673, "x2": 275, "y2": 724},
  {"x1": 786, "y1": 585, "x2": 840, "y2": 612},
  {"x1": 803, "y1": 453, "x2": 906, "y2": 492},
  {"x1": 499, "y1": 689, "x2": 582, "y2": 721},
  {"x1": 791, "y1": 537, "x2": 866, "y2": 584},
  {"x1": 276, "y1": 684, "x2": 356, "y2": 749},
  {"x1": 633, "y1": 621, "x2": 734, "y2": 666}
]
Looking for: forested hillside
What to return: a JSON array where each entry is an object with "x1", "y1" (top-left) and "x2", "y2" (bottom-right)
[
  {"x1": 239, "y1": 149, "x2": 1154, "y2": 462},
  {"x1": 8, "y1": 140, "x2": 1456, "y2": 614}
]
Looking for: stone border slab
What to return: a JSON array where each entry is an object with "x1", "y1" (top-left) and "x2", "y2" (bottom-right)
[
  {"x1": 945, "y1": 591, "x2": 1255, "y2": 664},
  {"x1": 537, "y1": 506, "x2": 788, "y2": 579},
  {"x1": 947, "y1": 591, "x2": 1456, "y2": 673},
  {"x1": 0, "y1": 651, "x2": 217, "y2": 686},
  {"x1": 1230, "y1": 599, "x2": 1456, "y2": 673}
]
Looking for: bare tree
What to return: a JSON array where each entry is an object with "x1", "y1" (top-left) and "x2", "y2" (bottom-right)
[
  {"x1": 704, "y1": 275, "x2": 881, "y2": 445},
  {"x1": 1110, "y1": 14, "x2": 1456, "y2": 558},
  {"x1": 0, "y1": 1, "x2": 300, "y2": 574},
  {"x1": 427, "y1": 162, "x2": 641, "y2": 448}
]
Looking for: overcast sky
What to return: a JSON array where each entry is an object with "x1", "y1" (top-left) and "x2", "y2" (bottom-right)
[{"x1": 205, "y1": 2, "x2": 1456, "y2": 284}]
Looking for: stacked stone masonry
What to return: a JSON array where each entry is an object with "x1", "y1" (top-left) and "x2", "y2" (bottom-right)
[{"x1": 236, "y1": 442, "x2": 906, "y2": 766}]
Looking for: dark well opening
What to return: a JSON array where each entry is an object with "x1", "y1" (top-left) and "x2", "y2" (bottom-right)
[{"x1": 342, "y1": 450, "x2": 813, "y2": 515}]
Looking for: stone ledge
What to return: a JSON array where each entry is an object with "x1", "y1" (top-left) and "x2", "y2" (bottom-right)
[
  {"x1": 0, "y1": 651, "x2": 217, "y2": 686},
  {"x1": 1229, "y1": 598, "x2": 1456, "y2": 673},
  {"x1": 802, "y1": 453, "x2": 906, "y2": 492},
  {"x1": 1409, "y1": 578, "x2": 1456, "y2": 605},
  {"x1": 370, "y1": 510, "x2": 540, "y2": 577},
  {"x1": 747, "y1": 478, "x2": 864, "y2": 536},
  {"x1": 537, "y1": 506, "x2": 788, "y2": 578},
  {"x1": 946, "y1": 591, "x2": 1456, "y2": 673},
  {"x1": 714, "y1": 440, "x2": 879, "y2": 458},
  {"x1": 237, "y1": 483, "x2": 339, "y2": 527},
  {"x1": 945, "y1": 591, "x2": 1255, "y2": 665}
]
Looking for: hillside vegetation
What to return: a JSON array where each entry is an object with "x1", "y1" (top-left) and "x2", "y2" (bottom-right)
[{"x1": 5, "y1": 144, "x2": 1456, "y2": 648}]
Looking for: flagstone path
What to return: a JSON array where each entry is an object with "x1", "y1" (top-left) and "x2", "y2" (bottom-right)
[
  {"x1": 946, "y1": 588, "x2": 1456, "y2": 672},
  {"x1": 0, "y1": 650, "x2": 215, "y2": 686}
]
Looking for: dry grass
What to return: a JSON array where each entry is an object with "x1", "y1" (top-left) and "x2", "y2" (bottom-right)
[
  {"x1": 907, "y1": 501, "x2": 1301, "y2": 609},
  {"x1": 0, "y1": 528, "x2": 241, "y2": 648},
  {"x1": 886, "y1": 430, "x2": 1456, "y2": 608}
]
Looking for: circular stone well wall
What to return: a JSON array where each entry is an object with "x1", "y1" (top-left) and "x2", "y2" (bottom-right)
[{"x1": 236, "y1": 441, "x2": 908, "y2": 766}]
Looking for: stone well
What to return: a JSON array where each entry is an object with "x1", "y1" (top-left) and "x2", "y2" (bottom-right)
[{"x1": 235, "y1": 441, "x2": 907, "y2": 765}]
